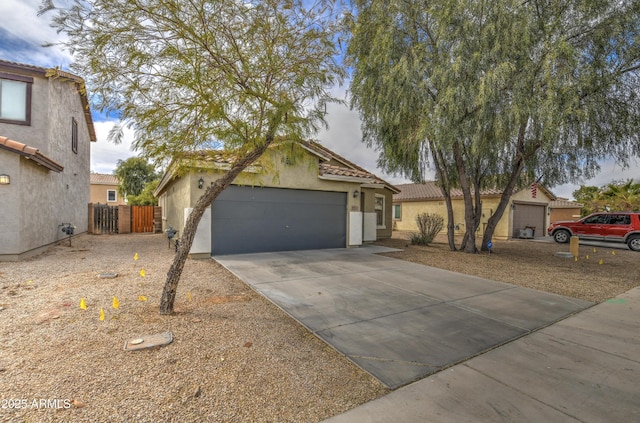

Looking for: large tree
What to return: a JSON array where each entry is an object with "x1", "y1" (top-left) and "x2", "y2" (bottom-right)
[
  {"x1": 43, "y1": 0, "x2": 344, "y2": 313},
  {"x1": 347, "y1": 0, "x2": 640, "y2": 252},
  {"x1": 114, "y1": 156, "x2": 158, "y2": 198}
]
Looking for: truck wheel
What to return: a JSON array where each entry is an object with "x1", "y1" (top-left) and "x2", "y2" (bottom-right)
[
  {"x1": 553, "y1": 230, "x2": 570, "y2": 244},
  {"x1": 627, "y1": 235, "x2": 640, "y2": 251}
]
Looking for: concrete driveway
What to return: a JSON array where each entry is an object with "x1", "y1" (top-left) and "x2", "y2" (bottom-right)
[{"x1": 215, "y1": 245, "x2": 593, "y2": 389}]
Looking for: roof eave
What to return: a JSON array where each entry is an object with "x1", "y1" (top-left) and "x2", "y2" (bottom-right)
[{"x1": 318, "y1": 174, "x2": 374, "y2": 183}]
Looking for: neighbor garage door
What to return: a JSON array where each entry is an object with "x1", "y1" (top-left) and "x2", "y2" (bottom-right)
[
  {"x1": 512, "y1": 203, "x2": 546, "y2": 238},
  {"x1": 211, "y1": 186, "x2": 347, "y2": 255}
]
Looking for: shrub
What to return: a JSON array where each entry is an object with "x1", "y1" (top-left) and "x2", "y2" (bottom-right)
[{"x1": 410, "y1": 213, "x2": 444, "y2": 245}]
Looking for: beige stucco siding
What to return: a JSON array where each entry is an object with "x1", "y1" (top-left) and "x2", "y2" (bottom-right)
[
  {"x1": 90, "y1": 184, "x2": 126, "y2": 205},
  {"x1": 394, "y1": 188, "x2": 552, "y2": 240},
  {"x1": 160, "y1": 149, "x2": 368, "y2": 246}
]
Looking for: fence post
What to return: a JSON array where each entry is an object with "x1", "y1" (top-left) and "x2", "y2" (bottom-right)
[
  {"x1": 118, "y1": 205, "x2": 131, "y2": 234},
  {"x1": 88, "y1": 203, "x2": 94, "y2": 234}
]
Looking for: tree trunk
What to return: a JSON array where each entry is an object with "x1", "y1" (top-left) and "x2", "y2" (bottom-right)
[
  {"x1": 159, "y1": 138, "x2": 275, "y2": 315},
  {"x1": 453, "y1": 141, "x2": 477, "y2": 253},
  {"x1": 481, "y1": 121, "x2": 528, "y2": 250},
  {"x1": 430, "y1": 142, "x2": 456, "y2": 251}
]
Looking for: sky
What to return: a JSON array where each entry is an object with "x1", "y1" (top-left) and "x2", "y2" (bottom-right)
[{"x1": 1, "y1": 0, "x2": 638, "y2": 200}]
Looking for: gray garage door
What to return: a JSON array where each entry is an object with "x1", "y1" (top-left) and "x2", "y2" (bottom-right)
[
  {"x1": 211, "y1": 186, "x2": 347, "y2": 255},
  {"x1": 512, "y1": 203, "x2": 546, "y2": 238}
]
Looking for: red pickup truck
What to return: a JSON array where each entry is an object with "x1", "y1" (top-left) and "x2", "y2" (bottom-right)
[{"x1": 548, "y1": 212, "x2": 640, "y2": 251}]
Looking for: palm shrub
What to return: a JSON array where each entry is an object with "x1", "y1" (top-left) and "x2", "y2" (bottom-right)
[{"x1": 410, "y1": 213, "x2": 444, "y2": 245}]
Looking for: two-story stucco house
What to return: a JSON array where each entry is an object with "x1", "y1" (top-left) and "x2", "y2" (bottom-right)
[
  {"x1": 0, "y1": 60, "x2": 96, "y2": 260},
  {"x1": 90, "y1": 173, "x2": 127, "y2": 205}
]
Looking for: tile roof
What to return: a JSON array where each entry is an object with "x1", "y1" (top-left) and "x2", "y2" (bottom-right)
[
  {"x1": 155, "y1": 141, "x2": 400, "y2": 196},
  {"x1": 549, "y1": 198, "x2": 583, "y2": 208},
  {"x1": 90, "y1": 173, "x2": 120, "y2": 185},
  {"x1": 394, "y1": 182, "x2": 513, "y2": 201},
  {"x1": 302, "y1": 141, "x2": 399, "y2": 192},
  {"x1": 0, "y1": 136, "x2": 64, "y2": 172}
]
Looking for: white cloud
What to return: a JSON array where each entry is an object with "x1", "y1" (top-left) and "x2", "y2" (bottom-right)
[
  {"x1": 0, "y1": 0, "x2": 71, "y2": 67},
  {"x1": 90, "y1": 121, "x2": 137, "y2": 174},
  {"x1": 553, "y1": 159, "x2": 640, "y2": 200}
]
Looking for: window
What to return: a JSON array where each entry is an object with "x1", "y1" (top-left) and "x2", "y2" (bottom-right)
[
  {"x1": 375, "y1": 194, "x2": 385, "y2": 228},
  {"x1": 608, "y1": 214, "x2": 631, "y2": 225},
  {"x1": 583, "y1": 214, "x2": 607, "y2": 224},
  {"x1": 0, "y1": 73, "x2": 32, "y2": 125},
  {"x1": 393, "y1": 204, "x2": 401, "y2": 220},
  {"x1": 71, "y1": 118, "x2": 78, "y2": 154},
  {"x1": 107, "y1": 190, "x2": 117, "y2": 202}
]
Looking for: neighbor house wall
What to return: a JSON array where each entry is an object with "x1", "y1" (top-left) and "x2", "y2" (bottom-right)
[
  {"x1": 0, "y1": 70, "x2": 92, "y2": 260},
  {"x1": 90, "y1": 183, "x2": 127, "y2": 205},
  {"x1": 550, "y1": 208, "x2": 581, "y2": 222},
  {"x1": 394, "y1": 188, "x2": 552, "y2": 240}
]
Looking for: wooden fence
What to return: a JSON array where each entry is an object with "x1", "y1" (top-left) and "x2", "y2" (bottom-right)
[
  {"x1": 89, "y1": 204, "x2": 161, "y2": 234},
  {"x1": 91, "y1": 204, "x2": 119, "y2": 234},
  {"x1": 131, "y1": 206, "x2": 155, "y2": 233}
]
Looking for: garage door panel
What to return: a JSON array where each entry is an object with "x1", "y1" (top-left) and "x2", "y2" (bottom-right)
[
  {"x1": 212, "y1": 186, "x2": 347, "y2": 255},
  {"x1": 512, "y1": 204, "x2": 545, "y2": 238}
]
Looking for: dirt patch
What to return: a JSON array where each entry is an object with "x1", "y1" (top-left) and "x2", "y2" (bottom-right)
[
  {"x1": 0, "y1": 234, "x2": 387, "y2": 422},
  {"x1": 375, "y1": 232, "x2": 640, "y2": 303}
]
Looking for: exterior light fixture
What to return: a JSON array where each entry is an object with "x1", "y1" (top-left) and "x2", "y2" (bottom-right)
[
  {"x1": 0, "y1": 174, "x2": 9, "y2": 185},
  {"x1": 198, "y1": 177, "x2": 204, "y2": 189},
  {"x1": 353, "y1": 190, "x2": 359, "y2": 198}
]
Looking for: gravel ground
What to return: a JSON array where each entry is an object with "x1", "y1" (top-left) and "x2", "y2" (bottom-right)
[
  {"x1": 3, "y1": 232, "x2": 637, "y2": 422},
  {"x1": 376, "y1": 231, "x2": 640, "y2": 303},
  {"x1": 0, "y1": 234, "x2": 387, "y2": 423}
]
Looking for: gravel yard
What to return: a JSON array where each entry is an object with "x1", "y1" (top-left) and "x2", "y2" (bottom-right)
[
  {"x1": 0, "y1": 234, "x2": 387, "y2": 423},
  {"x1": 2, "y1": 232, "x2": 638, "y2": 422},
  {"x1": 376, "y1": 232, "x2": 640, "y2": 303}
]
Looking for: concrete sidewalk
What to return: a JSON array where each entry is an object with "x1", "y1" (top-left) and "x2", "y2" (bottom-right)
[{"x1": 323, "y1": 286, "x2": 640, "y2": 423}]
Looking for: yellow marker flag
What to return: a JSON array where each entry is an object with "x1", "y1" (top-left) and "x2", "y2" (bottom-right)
[
  {"x1": 112, "y1": 296, "x2": 120, "y2": 309},
  {"x1": 138, "y1": 295, "x2": 147, "y2": 301},
  {"x1": 612, "y1": 250, "x2": 616, "y2": 255},
  {"x1": 586, "y1": 254, "x2": 589, "y2": 260},
  {"x1": 140, "y1": 268, "x2": 146, "y2": 277},
  {"x1": 99, "y1": 308, "x2": 105, "y2": 321},
  {"x1": 187, "y1": 291, "x2": 192, "y2": 302},
  {"x1": 79, "y1": 298, "x2": 87, "y2": 310},
  {"x1": 599, "y1": 259, "x2": 603, "y2": 265},
  {"x1": 134, "y1": 252, "x2": 139, "y2": 261}
]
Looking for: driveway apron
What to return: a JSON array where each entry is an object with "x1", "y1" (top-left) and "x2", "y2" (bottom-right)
[{"x1": 215, "y1": 245, "x2": 593, "y2": 389}]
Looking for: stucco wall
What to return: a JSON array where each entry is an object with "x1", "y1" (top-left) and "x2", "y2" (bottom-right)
[
  {"x1": 0, "y1": 73, "x2": 91, "y2": 259},
  {"x1": 90, "y1": 184, "x2": 127, "y2": 205},
  {"x1": 160, "y1": 148, "x2": 370, "y2": 245},
  {"x1": 0, "y1": 153, "x2": 22, "y2": 255},
  {"x1": 361, "y1": 187, "x2": 393, "y2": 239},
  {"x1": 550, "y1": 208, "x2": 581, "y2": 222},
  {"x1": 394, "y1": 188, "x2": 552, "y2": 240}
]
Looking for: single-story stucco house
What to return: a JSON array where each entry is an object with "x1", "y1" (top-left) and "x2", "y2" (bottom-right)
[
  {"x1": 393, "y1": 182, "x2": 556, "y2": 239},
  {"x1": 90, "y1": 173, "x2": 127, "y2": 205},
  {"x1": 154, "y1": 141, "x2": 399, "y2": 256}
]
